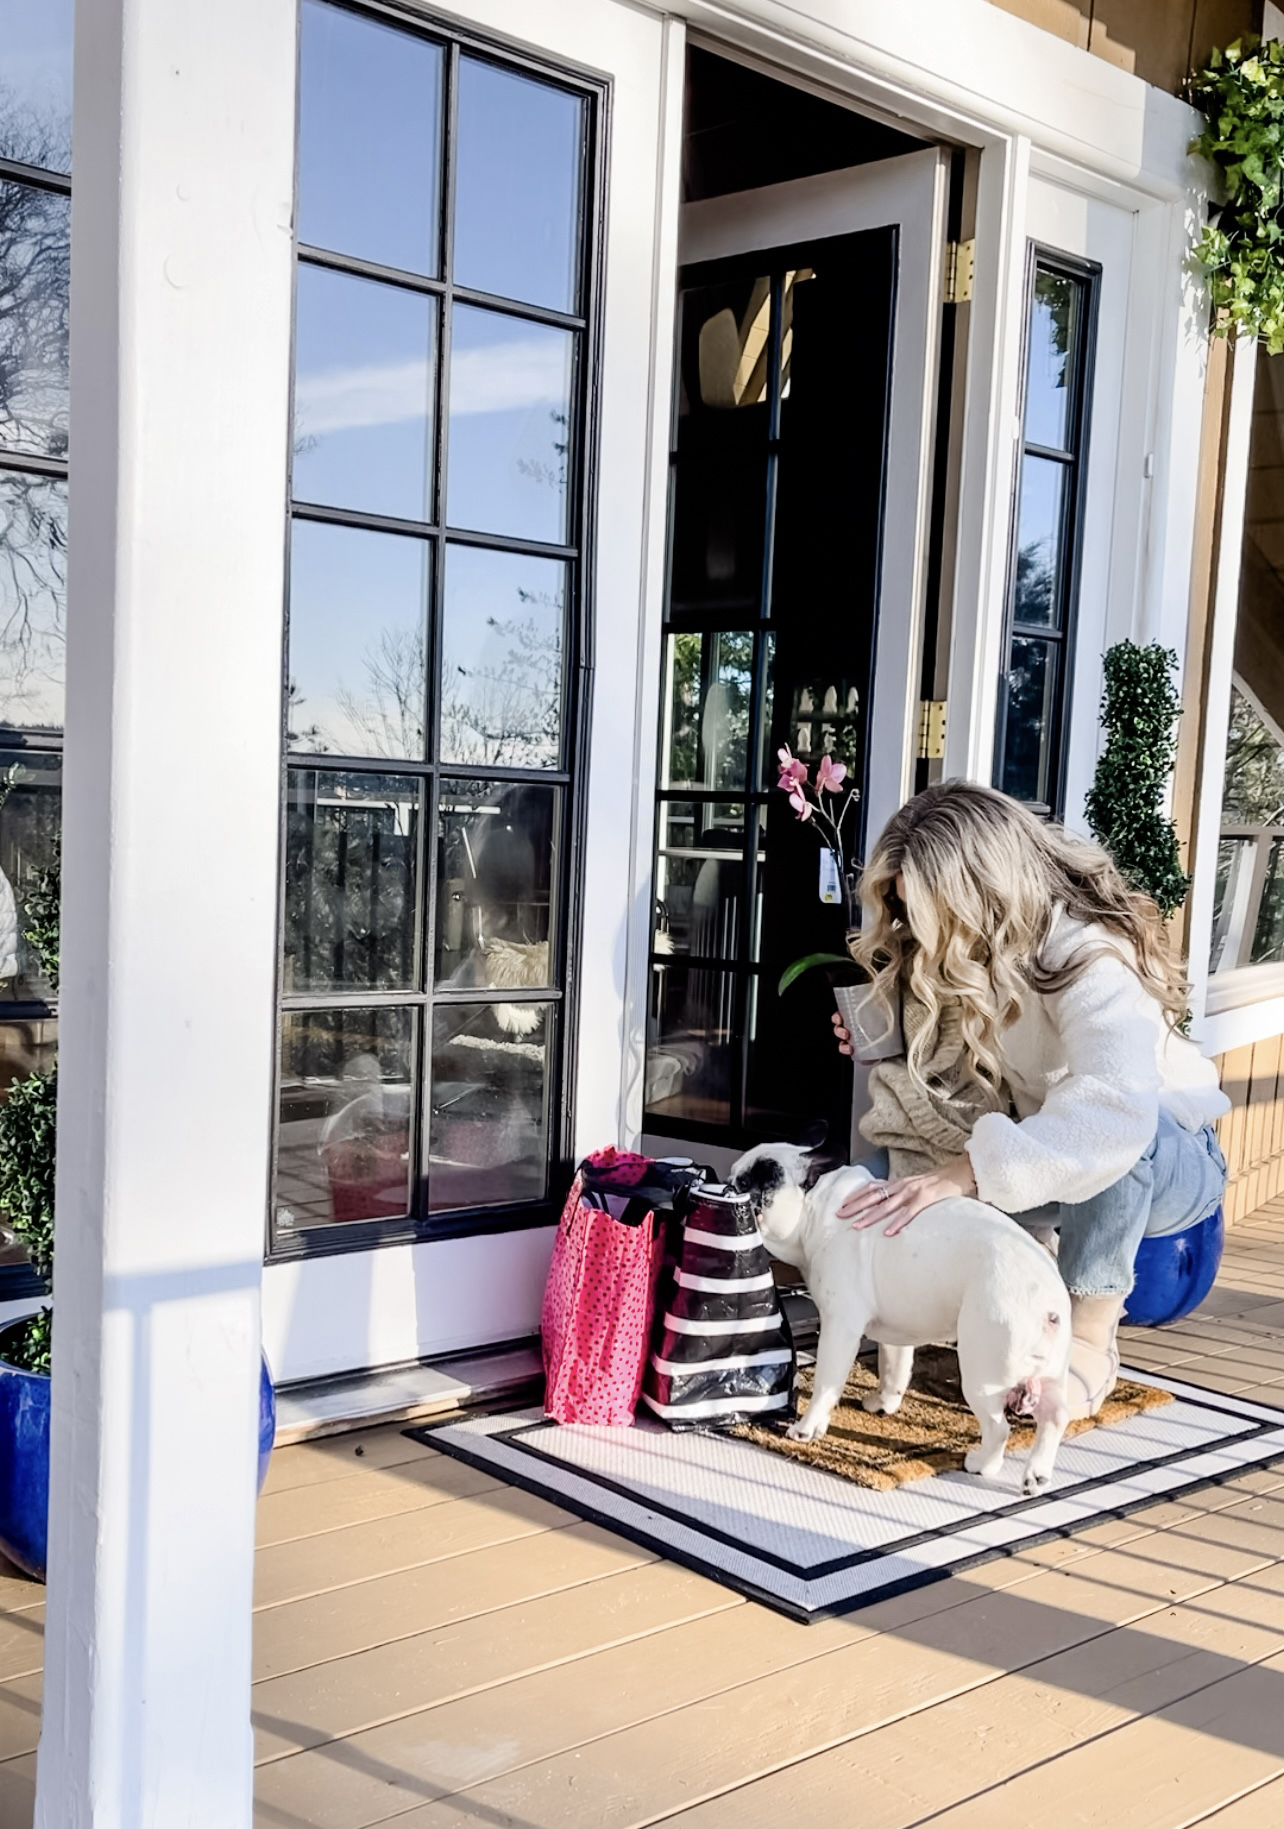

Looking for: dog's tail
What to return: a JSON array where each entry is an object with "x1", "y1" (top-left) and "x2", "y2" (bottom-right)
[{"x1": 1005, "y1": 1314, "x2": 1065, "y2": 1417}]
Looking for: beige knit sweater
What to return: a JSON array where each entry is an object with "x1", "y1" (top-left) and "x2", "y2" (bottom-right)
[{"x1": 858, "y1": 990, "x2": 1009, "y2": 1178}]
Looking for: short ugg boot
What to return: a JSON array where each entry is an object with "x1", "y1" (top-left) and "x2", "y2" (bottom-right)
[{"x1": 1065, "y1": 1294, "x2": 1125, "y2": 1421}]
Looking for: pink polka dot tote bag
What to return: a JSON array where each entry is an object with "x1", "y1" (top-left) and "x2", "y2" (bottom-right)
[{"x1": 542, "y1": 1149, "x2": 704, "y2": 1427}]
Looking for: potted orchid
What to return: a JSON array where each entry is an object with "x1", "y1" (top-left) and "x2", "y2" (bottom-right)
[{"x1": 775, "y1": 744, "x2": 862, "y2": 998}]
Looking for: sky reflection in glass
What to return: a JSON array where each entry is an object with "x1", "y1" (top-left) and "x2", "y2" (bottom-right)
[
  {"x1": 288, "y1": 518, "x2": 428, "y2": 762},
  {"x1": 0, "y1": 0, "x2": 73, "y2": 174},
  {"x1": 446, "y1": 305, "x2": 574, "y2": 545},
  {"x1": 1013, "y1": 454, "x2": 1065, "y2": 629},
  {"x1": 1024, "y1": 269, "x2": 1076, "y2": 453},
  {"x1": 293, "y1": 263, "x2": 436, "y2": 523},
  {"x1": 440, "y1": 544, "x2": 565, "y2": 770},
  {"x1": 454, "y1": 57, "x2": 584, "y2": 313},
  {"x1": 298, "y1": 0, "x2": 443, "y2": 277}
]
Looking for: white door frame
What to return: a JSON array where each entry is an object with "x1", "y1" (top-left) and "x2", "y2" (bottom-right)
[{"x1": 677, "y1": 148, "x2": 950, "y2": 845}]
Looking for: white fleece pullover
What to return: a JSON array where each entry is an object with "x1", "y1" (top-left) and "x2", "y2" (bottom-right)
[{"x1": 963, "y1": 912, "x2": 1229, "y2": 1214}]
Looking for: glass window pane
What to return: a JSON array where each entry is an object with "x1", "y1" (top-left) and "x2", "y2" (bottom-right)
[
  {"x1": 0, "y1": 472, "x2": 65, "y2": 733},
  {"x1": 428, "y1": 1002, "x2": 551, "y2": 1212},
  {"x1": 283, "y1": 770, "x2": 420, "y2": 996},
  {"x1": 436, "y1": 780, "x2": 558, "y2": 987},
  {"x1": 0, "y1": 181, "x2": 69, "y2": 461},
  {"x1": 287, "y1": 518, "x2": 428, "y2": 761},
  {"x1": 653, "y1": 801, "x2": 747, "y2": 960},
  {"x1": 770, "y1": 244, "x2": 888, "y2": 764},
  {"x1": 1012, "y1": 454, "x2": 1066, "y2": 629},
  {"x1": 446, "y1": 304, "x2": 575, "y2": 545},
  {"x1": 0, "y1": 0, "x2": 73, "y2": 174},
  {"x1": 1252, "y1": 839, "x2": 1284, "y2": 966},
  {"x1": 1209, "y1": 836, "x2": 1252, "y2": 976},
  {"x1": 439, "y1": 544, "x2": 566, "y2": 770},
  {"x1": 0, "y1": 748, "x2": 58, "y2": 1003},
  {"x1": 275, "y1": 1007, "x2": 416, "y2": 1233},
  {"x1": 646, "y1": 962, "x2": 736, "y2": 1128},
  {"x1": 1221, "y1": 685, "x2": 1284, "y2": 825},
  {"x1": 660, "y1": 629, "x2": 754, "y2": 792},
  {"x1": 1001, "y1": 634, "x2": 1058, "y2": 807},
  {"x1": 292, "y1": 263, "x2": 437, "y2": 523},
  {"x1": 1025, "y1": 267, "x2": 1080, "y2": 452},
  {"x1": 674, "y1": 275, "x2": 773, "y2": 454},
  {"x1": 669, "y1": 456, "x2": 766, "y2": 619},
  {"x1": 298, "y1": 0, "x2": 443, "y2": 278},
  {"x1": 453, "y1": 58, "x2": 584, "y2": 314},
  {"x1": 746, "y1": 963, "x2": 851, "y2": 1144}
]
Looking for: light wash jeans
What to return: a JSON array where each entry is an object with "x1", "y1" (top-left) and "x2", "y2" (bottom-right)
[{"x1": 859, "y1": 1110, "x2": 1227, "y2": 1301}]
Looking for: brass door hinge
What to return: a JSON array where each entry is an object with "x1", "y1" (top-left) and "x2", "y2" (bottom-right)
[
  {"x1": 917, "y1": 699, "x2": 947, "y2": 760},
  {"x1": 944, "y1": 238, "x2": 975, "y2": 305}
]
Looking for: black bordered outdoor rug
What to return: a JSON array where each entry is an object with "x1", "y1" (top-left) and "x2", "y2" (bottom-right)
[{"x1": 409, "y1": 1370, "x2": 1284, "y2": 1622}]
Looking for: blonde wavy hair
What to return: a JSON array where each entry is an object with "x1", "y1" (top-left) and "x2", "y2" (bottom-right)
[{"x1": 849, "y1": 781, "x2": 1188, "y2": 1099}]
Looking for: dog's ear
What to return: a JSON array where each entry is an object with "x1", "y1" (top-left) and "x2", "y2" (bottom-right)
[{"x1": 802, "y1": 1149, "x2": 845, "y2": 1192}]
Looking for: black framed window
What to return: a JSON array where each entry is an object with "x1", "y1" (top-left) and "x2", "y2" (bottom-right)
[
  {"x1": 995, "y1": 250, "x2": 1098, "y2": 818},
  {"x1": 272, "y1": 0, "x2": 600, "y2": 1252},
  {"x1": 0, "y1": 3, "x2": 71, "y2": 1295}
]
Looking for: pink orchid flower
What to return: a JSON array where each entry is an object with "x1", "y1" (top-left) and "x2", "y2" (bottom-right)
[
  {"x1": 787, "y1": 787, "x2": 812, "y2": 821},
  {"x1": 776, "y1": 745, "x2": 808, "y2": 791},
  {"x1": 815, "y1": 754, "x2": 847, "y2": 795}
]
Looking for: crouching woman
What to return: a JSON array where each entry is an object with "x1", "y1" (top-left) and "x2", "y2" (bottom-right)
[{"x1": 833, "y1": 781, "x2": 1228, "y2": 1420}]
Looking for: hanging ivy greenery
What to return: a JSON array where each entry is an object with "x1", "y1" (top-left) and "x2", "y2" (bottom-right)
[
  {"x1": 1189, "y1": 36, "x2": 1284, "y2": 353},
  {"x1": 1084, "y1": 641, "x2": 1190, "y2": 920}
]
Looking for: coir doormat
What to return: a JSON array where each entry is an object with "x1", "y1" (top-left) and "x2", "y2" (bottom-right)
[
  {"x1": 736, "y1": 1346, "x2": 1173, "y2": 1491},
  {"x1": 410, "y1": 1371, "x2": 1284, "y2": 1622}
]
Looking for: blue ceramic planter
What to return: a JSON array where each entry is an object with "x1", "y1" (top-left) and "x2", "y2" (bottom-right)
[
  {"x1": 0, "y1": 1334, "x2": 276, "y2": 1583},
  {"x1": 258, "y1": 1353, "x2": 277, "y2": 1493},
  {"x1": 1123, "y1": 1207, "x2": 1225, "y2": 1328},
  {"x1": 0, "y1": 1349, "x2": 49, "y2": 1580}
]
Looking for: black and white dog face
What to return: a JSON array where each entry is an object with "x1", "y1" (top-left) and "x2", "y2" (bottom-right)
[{"x1": 728, "y1": 1142, "x2": 842, "y2": 1254}]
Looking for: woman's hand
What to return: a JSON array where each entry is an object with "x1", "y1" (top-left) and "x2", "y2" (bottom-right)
[
  {"x1": 837, "y1": 1154, "x2": 977, "y2": 1237},
  {"x1": 832, "y1": 1011, "x2": 853, "y2": 1057}
]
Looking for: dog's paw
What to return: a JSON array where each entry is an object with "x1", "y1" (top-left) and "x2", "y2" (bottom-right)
[
  {"x1": 1023, "y1": 1468, "x2": 1052, "y2": 1497},
  {"x1": 862, "y1": 1391, "x2": 903, "y2": 1416},
  {"x1": 964, "y1": 1448, "x2": 1002, "y2": 1479},
  {"x1": 787, "y1": 1415, "x2": 825, "y2": 1443}
]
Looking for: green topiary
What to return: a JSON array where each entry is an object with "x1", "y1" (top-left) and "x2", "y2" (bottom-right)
[
  {"x1": 0, "y1": 843, "x2": 60, "y2": 1375},
  {"x1": 1084, "y1": 641, "x2": 1190, "y2": 919},
  {"x1": 1189, "y1": 37, "x2": 1284, "y2": 353}
]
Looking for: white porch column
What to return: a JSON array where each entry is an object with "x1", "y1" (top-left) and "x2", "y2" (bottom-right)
[{"x1": 35, "y1": 0, "x2": 296, "y2": 1822}]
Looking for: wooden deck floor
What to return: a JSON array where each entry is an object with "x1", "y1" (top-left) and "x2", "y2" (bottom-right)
[{"x1": 5, "y1": 1204, "x2": 1284, "y2": 1827}]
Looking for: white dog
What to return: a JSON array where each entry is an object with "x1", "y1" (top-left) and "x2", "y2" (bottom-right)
[{"x1": 729, "y1": 1143, "x2": 1072, "y2": 1494}]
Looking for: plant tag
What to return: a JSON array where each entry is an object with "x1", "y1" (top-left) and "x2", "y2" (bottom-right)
[{"x1": 818, "y1": 849, "x2": 841, "y2": 905}]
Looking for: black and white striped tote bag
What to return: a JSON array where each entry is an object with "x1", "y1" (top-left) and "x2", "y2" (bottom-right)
[{"x1": 641, "y1": 1181, "x2": 794, "y2": 1429}]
